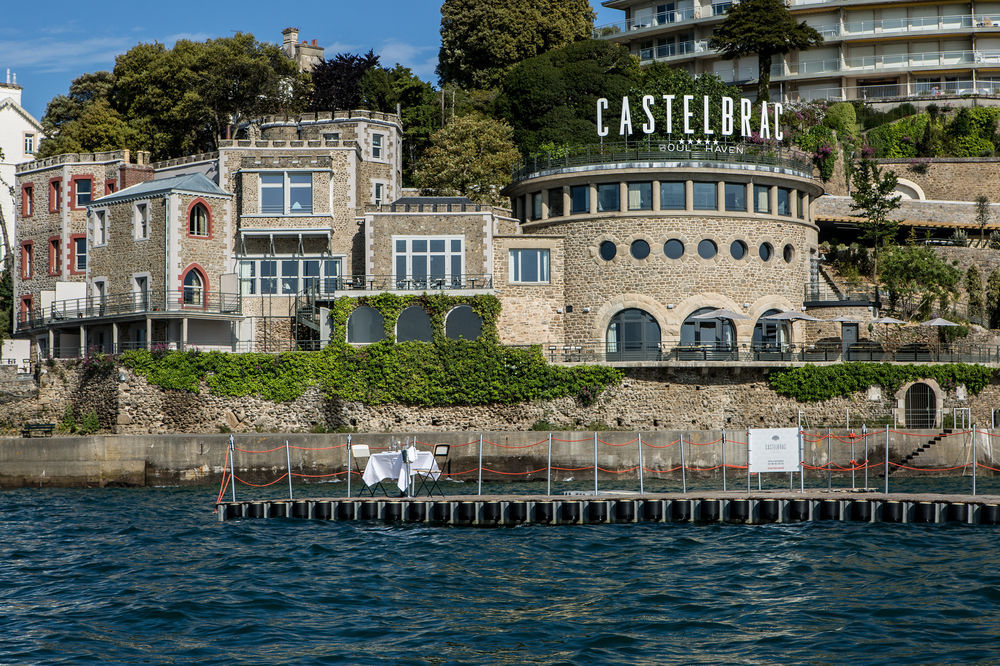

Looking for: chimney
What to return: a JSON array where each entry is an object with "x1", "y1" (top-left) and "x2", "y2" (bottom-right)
[
  {"x1": 12, "y1": 72, "x2": 16, "y2": 85},
  {"x1": 312, "y1": 39, "x2": 317, "y2": 46},
  {"x1": 5, "y1": 69, "x2": 9, "y2": 85}
]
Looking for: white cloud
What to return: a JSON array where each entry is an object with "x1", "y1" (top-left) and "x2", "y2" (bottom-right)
[
  {"x1": 377, "y1": 40, "x2": 438, "y2": 80},
  {"x1": 0, "y1": 36, "x2": 134, "y2": 73},
  {"x1": 322, "y1": 41, "x2": 362, "y2": 54}
]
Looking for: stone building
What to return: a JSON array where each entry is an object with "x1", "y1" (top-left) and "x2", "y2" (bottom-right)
[
  {"x1": 281, "y1": 28, "x2": 325, "y2": 72},
  {"x1": 0, "y1": 70, "x2": 43, "y2": 263}
]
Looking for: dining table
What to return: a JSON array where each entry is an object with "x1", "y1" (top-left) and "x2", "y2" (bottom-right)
[{"x1": 362, "y1": 447, "x2": 440, "y2": 495}]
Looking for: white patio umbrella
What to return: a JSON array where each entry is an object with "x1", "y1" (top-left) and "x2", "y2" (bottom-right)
[
  {"x1": 761, "y1": 310, "x2": 824, "y2": 322},
  {"x1": 872, "y1": 316, "x2": 907, "y2": 325},
  {"x1": 691, "y1": 308, "x2": 751, "y2": 320},
  {"x1": 919, "y1": 317, "x2": 960, "y2": 327},
  {"x1": 830, "y1": 315, "x2": 861, "y2": 323}
]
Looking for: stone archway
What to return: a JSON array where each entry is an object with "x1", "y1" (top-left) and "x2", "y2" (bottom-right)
[{"x1": 895, "y1": 379, "x2": 942, "y2": 428}]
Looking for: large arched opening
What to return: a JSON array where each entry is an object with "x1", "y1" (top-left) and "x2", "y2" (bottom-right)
[{"x1": 605, "y1": 308, "x2": 661, "y2": 361}]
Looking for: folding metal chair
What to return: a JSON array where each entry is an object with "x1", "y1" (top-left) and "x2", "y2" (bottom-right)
[
  {"x1": 414, "y1": 444, "x2": 450, "y2": 497},
  {"x1": 351, "y1": 444, "x2": 389, "y2": 496}
]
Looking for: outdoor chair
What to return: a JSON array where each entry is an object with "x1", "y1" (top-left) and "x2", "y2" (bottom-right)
[
  {"x1": 351, "y1": 444, "x2": 389, "y2": 496},
  {"x1": 414, "y1": 444, "x2": 450, "y2": 497}
]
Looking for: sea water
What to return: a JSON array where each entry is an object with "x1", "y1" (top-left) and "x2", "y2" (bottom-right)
[{"x1": 3, "y1": 486, "x2": 1000, "y2": 663}]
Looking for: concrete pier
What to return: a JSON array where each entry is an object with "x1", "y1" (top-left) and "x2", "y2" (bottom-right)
[{"x1": 215, "y1": 491, "x2": 1000, "y2": 526}]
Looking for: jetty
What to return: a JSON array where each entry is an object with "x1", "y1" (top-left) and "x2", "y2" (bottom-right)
[{"x1": 215, "y1": 490, "x2": 1000, "y2": 526}]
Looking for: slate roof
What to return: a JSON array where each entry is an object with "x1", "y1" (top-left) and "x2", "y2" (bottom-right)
[{"x1": 94, "y1": 172, "x2": 231, "y2": 205}]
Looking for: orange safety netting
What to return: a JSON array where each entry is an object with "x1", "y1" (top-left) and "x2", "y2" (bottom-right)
[
  {"x1": 480, "y1": 466, "x2": 550, "y2": 476},
  {"x1": 889, "y1": 461, "x2": 970, "y2": 472},
  {"x1": 890, "y1": 429, "x2": 972, "y2": 438},
  {"x1": 233, "y1": 472, "x2": 289, "y2": 487},
  {"x1": 414, "y1": 439, "x2": 478, "y2": 448},
  {"x1": 482, "y1": 438, "x2": 548, "y2": 449},
  {"x1": 235, "y1": 445, "x2": 287, "y2": 454},
  {"x1": 551, "y1": 436, "x2": 595, "y2": 443},
  {"x1": 642, "y1": 465, "x2": 684, "y2": 473},
  {"x1": 683, "y1": 438, "x2": 723, "y2": 446},
  {"x1": 290, "y1": 470, "x2": 351, "y2": 478},
  {"x1": 289, "y1": 444, "x2": 347, "y2": 451},
  {"x1": 597, "y1": 465, "x2": 641, "y2": 474},
  {"x1": 642, "y1": 438, "x2": 681, "y2": 449},
  {"x1": 597, "y1": 437, "x2": 640, "y2": 447}
]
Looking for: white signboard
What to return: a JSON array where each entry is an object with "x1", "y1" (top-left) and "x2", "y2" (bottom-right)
[{"x1": 748, "y1": 428, "x2": 801, "y2": 474}]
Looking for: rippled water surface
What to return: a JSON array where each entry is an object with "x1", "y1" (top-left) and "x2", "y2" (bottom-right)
[{"x1": 3, "y1": 487, "x2": 1000, "y2": 664}]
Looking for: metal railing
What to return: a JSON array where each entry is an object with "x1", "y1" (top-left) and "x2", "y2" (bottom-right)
[
  {"x1": 514, "y1": 142, "x2": 814, "y2": 182},
  {"x1": 804, "y1": 283, "x2": 876, "y2": 304},
  {"x1": 291, "y1": 274, "x2": 494, "y2": 298},
  {"x1": 593, "y1": 9, "x2": 699, "y2": 37},
  {"x1": 541, "y1": 341, "x2": 1000, "y2": 365},
  {"x1": 17, "y1": 290, "x2": 242, "y2": 331}
]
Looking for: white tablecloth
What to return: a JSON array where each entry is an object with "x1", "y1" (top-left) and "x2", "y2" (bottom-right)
[{"x1": 362, "y1": 447, "x2": 440, "y2": 492}]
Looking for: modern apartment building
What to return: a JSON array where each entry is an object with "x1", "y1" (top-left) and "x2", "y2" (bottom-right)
[{"x1": 597, "y1": 0, "x2": 1000, "y2": 103}]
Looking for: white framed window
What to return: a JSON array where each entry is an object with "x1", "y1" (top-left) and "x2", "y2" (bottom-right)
[
  {"x1": 374, "y1": 182, "x2": 386, "y2": 206},
  {"x1": 259, "y1": 172, "x2": 314, "y2": 214},
  {"x1": 509, "y1": 249, "x2": 550, "y2": 284},
  {"x1": 238, "y1": 257, "x2": 341, "y2": 296},
  {"x1": 372, "y1": 133, "x2": 384, "y2": 159},
  {"x1": 93, "y1": 210, "x2": 108, "y2": 247},
  {"x1": 92, "y1": 278, "x2": 107, "y2": 306},
  {"x1": 75, "y1": 178, "x2": 92, "y2": 207},
  {"x1": 73, "y1": 237, "x2": 87, "y2": 271},
  {"x1": 393, "y1": 236, "x2": 464, "y2": 288},
  {"x1": 133, "y1": 274, "x2": 150, "y2": 310},
  {"x1": 23, "y1": 132, "x2": 34, "y2": 155},
  {"x1": 134, "y1": 202, "x2": 149, "y2": 240}
]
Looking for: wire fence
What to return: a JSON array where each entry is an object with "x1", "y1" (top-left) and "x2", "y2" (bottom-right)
[{"x1": 214, "y1": 426, "x2": 1000, "y2": 509}]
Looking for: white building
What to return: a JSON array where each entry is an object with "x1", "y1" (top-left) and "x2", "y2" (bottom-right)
[
  {"x1": 599, "y1": 0, "x2": 1000, "y2": 104},
  {"x1": 0, "y1": 70, "x2": 43, "y2": 263}
]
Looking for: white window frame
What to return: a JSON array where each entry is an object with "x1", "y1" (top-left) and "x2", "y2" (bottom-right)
[
  {"x1": 23, "y1": 132, "x2": 34, "y2": 156},
  {"x1": 92, "y1": 278, "x2": 108, "y2": 307},
  {"x1": 75, "y1": 178, "x2": 92, "y2": 208},
  {"x1": 132, "y1": 273, "x2": 151, "y2": 310},
  {"x1": 392, "y1": 235, "x2": 465, "y2": 286},
  {"x1": 374, "y1": 181, "x2": 387, "y2": 206},
  {"x1": 509, "y1": 248, "x2": 551, "y2": 284},
  {"x1": 133, "y1": 201, "x2": 150, "y2": 240},
  {"x1": 93, "y1": 209, "x2": 108, "y2": 247},
  {"x1": 74, "y1": 237, "x2": 87, "y2": 271},
  {"x1": 372, "y1": 133, "x2": 384, "y2": 160},
  {"x1": 237, "y1": 256, "x2": 342, "y2": 296},
  {"x1": 258, "y1": 171, "x2": 314, "y2": 215}
]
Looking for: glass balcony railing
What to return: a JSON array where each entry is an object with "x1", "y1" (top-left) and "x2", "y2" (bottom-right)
[{"x1": 593, "y1": 9, "x2": 698, "y2": 37}]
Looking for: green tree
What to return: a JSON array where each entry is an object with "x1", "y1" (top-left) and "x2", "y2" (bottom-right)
[
  {"x1": 967, "y1": 265, "x2": 986, "y2": 324},
  {"x1": 988, "y1": 269, "x2": 1000, "y2": 328},
  {"x1": 976, "y1": 194, "x2": 992, "y2": 245},
  {"x1": 413, "y1": 113, "x2": 520, "y2": 205},
  {"x1": 850, "y1": 158, "x2": 901, "y2": 285},
  {"x1": 495, "y1": 39, "x2": 640, "y2": 154},
  {"x1": 309, "y1": 50, "x2": 381, "y2": 112},
  {"x1": 708, "y1": 0, "x2": 822, "y2": 102},
  {"x1": 37, "y1": 99, "x2": 138, "y2": 159},
  {"x1": 879, "y1": 245, "x2": 960, "y2": 319},
  {"x1": 633, "y1": 64, "x2": 742, "y2": 142},
  {"x1": 0, "y1": 263, "x2": 10, "y2": 341},
  {"x1": 438, "y1": 0, "x2": 595, "y2": 89}
]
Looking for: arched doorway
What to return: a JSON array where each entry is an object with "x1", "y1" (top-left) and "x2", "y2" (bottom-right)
[
  {"x1": 905, "y1": 383, "x2": 937, "y2": 429},
  {"x1": 680, "y1": 307, "x2": 737, "y2": 360},
  {"x1": 606, "y1": 308, "x2": 660, "y2": 361},
  {"x1": 752, "y1": 309, "x2": 789, "y2": 359}
]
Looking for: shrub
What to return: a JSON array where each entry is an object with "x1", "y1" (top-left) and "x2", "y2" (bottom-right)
[
  {"x1": 823, "y1": 102, "x2": 857, "y2": 138},
  {"x1": 59, "y1": 404, "x2": 76, "y2": 434},
  {"x1": 78, "y1": 410, "x2": 100, "y2": 435},
  {"x1": 768, "y1": 363, "x2": 994, "y2": 402},
  {"x1": 866, "y1": 114, "x2": 930, "y2": 158}
]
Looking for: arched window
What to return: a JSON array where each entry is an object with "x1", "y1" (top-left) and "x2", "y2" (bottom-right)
[
  {"x1": 182, "y1": 268, "x2": 205, "y2": 306},
  {"x1": 445, "y1": 305, "x2": 482, "y2": 340},
  {"x1": 189, "y1": 202, "x2": 210, "y2": 237},
  {"x1": 606, "y1": 308, "x2": 660, "y2": 361},
  {"x1": 752, "y1": 309, "x2": 789, "y2": 357},
  {"x1": 680, "y1": 307, "x2": 736, "y2": 356},
  {"x1": 347, "y1": 306, "x2": 386, "y2": 343},
  {"x1": 397, "y1": 306, "x2": 433, "y2": 342}
]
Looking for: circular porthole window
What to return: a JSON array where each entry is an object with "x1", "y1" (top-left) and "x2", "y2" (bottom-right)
[
  {"x1": 664, "y1": 239, "x2": 684, "y2": 259},
  {"x1": 599, "y1": 240, "x2": 617, "y2": 261},
  {"x1": 783, "y1": 244, "x2": 795, "y2": 263},
  {"x1": 759, "y1": 242, "x2": 773, "y2": 262},
  {"x1": 630, "y1": 239, "x2": 650, "y2": 259},
  {"x1": 730, "y1": 240, "x2": 747, "y2": 260},
  {"x1": 698, "y1": 239, "x2": 717, "y2": 260}
]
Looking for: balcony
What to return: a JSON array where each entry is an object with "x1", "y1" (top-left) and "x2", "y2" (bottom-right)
[
  {"x1": 804, "y1": 283, "x2": 875, "y2": 307},
  {"x1": 593, "y1": 9, "x2": 699, "y2": 38},
  {"x1": 512, "y1": 142, "x2": 815, "y2": 183},
  {"x1": 542, "y1": 341, "x2": 1000, "y2": 366},
  {"x1": 17, "y1": 290, "x2": 242, "y2": 332}
]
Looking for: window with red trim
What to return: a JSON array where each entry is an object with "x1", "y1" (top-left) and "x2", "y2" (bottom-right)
[
  {"x1": 21, "y1": 185, "x2": 33, "y2": 217},
  {"x1": 70, "y1": 176, "x2": 92, "y2": 209},
  {"x1": 49, "y1": 179, "x2": 62, "y2": 212},
  {"x1": 188, "y1": 201, "x2": 211, "y2": 237},
  {"x1": 182, "y1": 268, "x2": 206, "y2": 306},
  {"x1": 20, "y1": 295, "x2": 33, "y2": 324},
  {"x1": 69, "y1": 234, "x2": 87, "y2": 274},
  {"x1": 20, "y1": 242, "x2": 32, "y2": 279},
  {"x1": 49, "y1": 237, "x2": 61, "y2": 275},
  {"x1": 105, "y1": 179, "x2": 117, "y2": 194}
]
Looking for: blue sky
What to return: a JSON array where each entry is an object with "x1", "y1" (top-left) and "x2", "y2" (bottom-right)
[{"x1": 1, "y1": 0, "x2": 620, "y2": 121}]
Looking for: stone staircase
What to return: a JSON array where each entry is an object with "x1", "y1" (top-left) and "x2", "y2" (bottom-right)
[{"x1": 889, "y1": 429, "x2": 953, "y2": 474}]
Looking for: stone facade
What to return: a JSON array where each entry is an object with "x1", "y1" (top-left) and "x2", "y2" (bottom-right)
[{"x1": 3, "y1": 361, "x2": 998, "y2": 435}]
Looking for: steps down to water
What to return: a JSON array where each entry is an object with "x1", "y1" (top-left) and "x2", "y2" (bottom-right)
[
  {"x1": 891, "y1": 430, "x2": 953, "y2": 474},
  {"x1": 216, "y1": 494, "x2": 1000, "y2": 526}
]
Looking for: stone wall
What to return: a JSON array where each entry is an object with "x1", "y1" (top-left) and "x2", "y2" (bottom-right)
[{"x1": 4, "y1": 360, "x2": 1000, "y2": 436}]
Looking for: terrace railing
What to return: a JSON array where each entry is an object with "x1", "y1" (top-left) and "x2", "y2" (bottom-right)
[
  {"x1": 514, "y1": 142, "x2": 814, "y2": 182},
  {"x1": 17, "y1": 290, "x2": 242, "y2": 331}
]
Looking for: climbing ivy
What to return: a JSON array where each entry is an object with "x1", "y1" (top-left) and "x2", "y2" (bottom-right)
[
  {"x1": 330, "y1": 293, "x2": 501, "y2": 343},
  {"x1": 767, "y1": 363, "x2": 995, "y2": 402},
  {"x1": 120, "y1": 341, "x2": 622, "y2": 406}
]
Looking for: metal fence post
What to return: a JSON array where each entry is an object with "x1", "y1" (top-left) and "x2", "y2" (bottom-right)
[
  {"x1": 746, "y1": 428, "x2": 751, "y2": 493},
  {"x1": 477, "y1": 434, "x2": 483, "y2": 496},
  {"x1": 722, "y1": 428, "x2": 727, "y2": 492},
  {"x1": 884, "y1": 424, "x2": 890, "y2": 494},
  {"x1": 972, "y1": 424, "x2": 978, "y2": 496},
  {"x1": 863, "y1": 424, "x2": 869, "y2": 489},
  {"x1": 547, "y1": 433, "x2": 552, "y2": 496},
  {"x1": 285, "y1": 439, "x2": 293, "y2": 501},
  {"x1": 799, "y1": 427, "x2": 804, "y2": 492},
  {"x1": 680, "y1": 434, "x2": 687, "y2": 493},
  {"x1": 594, "y1": 431, "x2": 599, "y2": 495},
  {"x1": 827, "y1": 428, "x2": 832, "y2": 490},
  {"x1": 638, "y1": 432, "x2": 645, "y2": 495},
  {"x1": 229, "y1": 434, "x2": 237, "y2": 502},
  {"x1": 346, "y1": 434, "x2": 352, "y2": 498},
  {"x1": 851, "y1": 430, "x2": 857, "y2": 490}
]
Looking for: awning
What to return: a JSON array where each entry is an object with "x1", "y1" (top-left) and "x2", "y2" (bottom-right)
[{"x1": 238, "y1": 228, "x2": 331, "y2": 254}]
